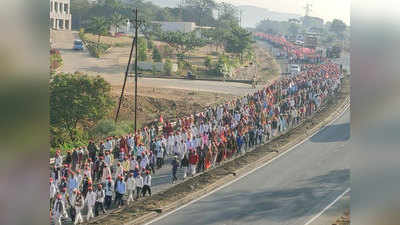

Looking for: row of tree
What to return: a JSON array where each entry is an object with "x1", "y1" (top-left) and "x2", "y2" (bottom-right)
[{"x1": 255, "y1": 18, "x2": 348, "y2": 44}]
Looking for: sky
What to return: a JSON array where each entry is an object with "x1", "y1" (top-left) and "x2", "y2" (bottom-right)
[{"x1": 218, "y1": 0, "x2": 350, "y2": 25}]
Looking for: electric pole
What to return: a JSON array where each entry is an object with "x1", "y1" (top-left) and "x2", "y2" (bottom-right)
[{"x1": 114, "y1": 8, "x2": 144, "y2": 146}]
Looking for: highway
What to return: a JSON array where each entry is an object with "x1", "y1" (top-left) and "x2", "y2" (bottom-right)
[{"x1": 147, "y1": 110, "x2": 350, "y2": 225}]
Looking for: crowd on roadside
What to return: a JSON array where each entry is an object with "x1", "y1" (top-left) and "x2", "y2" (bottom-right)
[{"x1": 50, "y1": 60, "x2": 343, "y2": 224}]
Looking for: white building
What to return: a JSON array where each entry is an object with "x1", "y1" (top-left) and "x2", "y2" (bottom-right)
[{"x1": 50, "y1": 0, "x2": 71, "y2": 30}]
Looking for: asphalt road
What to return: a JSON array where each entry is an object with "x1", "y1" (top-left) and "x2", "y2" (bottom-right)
[{"x1": 148, "y1": 110, "x2": 350, "y2": 225}]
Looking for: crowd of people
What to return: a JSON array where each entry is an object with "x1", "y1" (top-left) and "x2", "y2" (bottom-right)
[{"x1": 50, "y1": 60, "x2": 343, "y2": 224}]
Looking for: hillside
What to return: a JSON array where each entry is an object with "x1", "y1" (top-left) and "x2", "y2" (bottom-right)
[{"x1": 237, "y1": 5, "x2": 301, "y2": 28}]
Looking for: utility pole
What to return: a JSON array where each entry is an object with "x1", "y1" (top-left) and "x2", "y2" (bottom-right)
[
  {"x1": 115, "y1": 10, "x2": 137, "y2": 123},
  {"x1": 115, "y1": 8, "x2": 144, "y2": 146},
  {"x1": 304, "y1": 3, "x2": 312, "y2": 17},
  {"x1": 134, "y1": 8, "x2": 141, "y2": 143}
]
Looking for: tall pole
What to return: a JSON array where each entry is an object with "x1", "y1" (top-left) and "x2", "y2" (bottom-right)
[
  {"x1": 134, "y1": 8, "x2": 139, "y2": 142},
  {"x1": 115, "y1": 16, "x2": 137, "y2": 123}
]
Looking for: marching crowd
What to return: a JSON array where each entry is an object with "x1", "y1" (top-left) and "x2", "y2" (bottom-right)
[{"x1": 50, "y1": 61, "x2": 343, "y2": 224}]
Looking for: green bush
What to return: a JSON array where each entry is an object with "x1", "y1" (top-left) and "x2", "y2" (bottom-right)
[
  {"x1": 148, "y1": 39, "x2": 154, "y2": 49},
  {"x1": 92, "y1": 119, "x2": 116, "y2": 138},
  {"x1": 86, "y1": 41, "x2": 111, "y2": 58},
  {"x1": 164, "y1": 59, "x2": 173, "y2": 75},
  {"x1": 204, "y1": 56, "x2": 212, "y2": 70},
  {"x1": 152, "y1": 47, "x2": 162, "y2": 62}
]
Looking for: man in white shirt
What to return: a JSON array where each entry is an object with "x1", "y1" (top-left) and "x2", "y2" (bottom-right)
[
  {"x1": 126, "y1": 173, "x2": 136, "y2": 205},
  {"x1": 94, "y1": 184, "x2": 106, "y2": 216},
  {"x1": 49, "y1": 177, "x2": 57, "y2": 209},
  {"x1": 85, "y1": 186, "x2": 96, "y2": 222},
  {"x1": 142, "y1": 170, "x2": 152, "y2": 197}
]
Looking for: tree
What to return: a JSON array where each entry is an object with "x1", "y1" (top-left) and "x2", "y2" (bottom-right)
[
  {"x1": 50, "y1": 72, "x2": 114, "y2": 142},
  {"x1": 86, "y1": 16, "x2": 110, "y2": 44},
  {"x1": 225, "y1": 23, "x2": 254, "y2": 57},
  {"x1": 183, "y1": 0, "x2": 217, "y2": 26},
  {"x1": 288, "y1": 23, "x2": 300, "y2": 38},
  {"x1": 164, "y1": 59, "x2": 173, "y2": 75},
  {"x1": 138, "y1": 37, "x2": 148, "y2": 61},
  {"x1": 330, "y1": 19, "x2": 347, "y2": 40},
  {"x1": 160, "y1": 31, "x2": 207, "y2": 56},
  {"x1": 152, "y1": 47, "x2": 162, "y2": 62},
  {"x1": 110, "y1": 13, "x2": 126, "y2": 34},
  {"x1": 204, "y1": 56, "x2": 212, "y2": 71},
  {"x1": 70, "y1": 0, "x2": 91, "y2": 29}
]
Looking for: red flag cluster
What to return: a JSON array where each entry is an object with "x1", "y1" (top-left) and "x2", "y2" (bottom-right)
[{"x1": 254, "y1": 32, "x2": 317, "y2": 58}]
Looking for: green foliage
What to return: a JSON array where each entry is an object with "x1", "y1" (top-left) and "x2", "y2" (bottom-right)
[
  {"x1": 204, "y1": 56, "x2": 212, "y2": 71},
  {"x1": 288, "y1": 23, "x2": 300, "y2": 37},
  {"x1": 110, "y1": 13, "x2": 126, "y2": 33},
  {"x1": 50, "y1": 72, "x2": 114, "y2": 144},
  {"x1": 86, "y1": 16, "x2": 110, "y2": 44},
  {"x1": 50, "y1": 49, "x2": 63, "y2": 72},
  {"x1": 152, "y1": 64, "x2": 157, "y2": 76},
  {"x1": 161, "y1": 45, "x2": 173, "y2": 58},
  {"x1": 225, "y1": 23, "x2": 254, "y2": 56},
  {"x1": 147, "y1": 39, "x2": 154, "y2": 49},
  {"x1": 256, "y1": 19, "x2": 290, "y2": 35},
  {"x1": 160, "y1": 31, "x2": 207, "y2": 55},
  {"x1": 138, "y1": 37, "x2": 148, "y2": 61},
  {"x1": 164, "y1": 59, "x2": 173, "y2": 75},
  {"x1": 86, "y1": 41, "x2": 111, "y2": 58},
  {"x1": 182, "y1": 0, "x2": 218, "y2": 26},
  {"x1": 152, "y1": 47, "x2": 162, "y2": 62},
  {"x1": 330, "y1": 19, "x2": 347, "y2": 40}
]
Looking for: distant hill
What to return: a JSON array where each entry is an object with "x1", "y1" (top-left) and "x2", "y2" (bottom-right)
[
  {"x1": 144, "y1": 1, "x2": 301, "y2": 28},
  {"x1": 237, "y1": 5, "x2": 301, "y2": 28}
]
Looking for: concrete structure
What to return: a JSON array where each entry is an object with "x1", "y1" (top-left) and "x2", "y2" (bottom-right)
[
  {"x1": 152, "y1": 21, "x2": 214, "y2": 38},
  {"x1": 50, "y1": 0, "x2": 71, "y2": 30}
]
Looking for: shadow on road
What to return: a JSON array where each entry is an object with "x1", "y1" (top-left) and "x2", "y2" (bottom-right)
[
  {"x1": 174, "y1": 169, "x2": 349, "y2": 225},
  {"x1": 310, "y1": 123, "x2": 350, "y2": 143}
]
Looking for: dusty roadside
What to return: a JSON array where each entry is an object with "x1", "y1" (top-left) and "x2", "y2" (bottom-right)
[{"x1": 88, "y1": 75, "x2": 350, "y2": 225}]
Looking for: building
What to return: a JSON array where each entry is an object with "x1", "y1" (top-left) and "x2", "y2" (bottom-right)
[
  {"x1": 151, "y1": 21, "x2": 214, "y2": 38},
  {"x1": 151, "y1": 21, "x2": 198, "y2": 33},
  {"x1": 49, "y1": 0, "x2": 71, "y2": 30}
]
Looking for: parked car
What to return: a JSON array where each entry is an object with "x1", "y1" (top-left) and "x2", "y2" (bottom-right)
[{"x1": 73, "y1": 39, "x2": 84, "y2": 50}]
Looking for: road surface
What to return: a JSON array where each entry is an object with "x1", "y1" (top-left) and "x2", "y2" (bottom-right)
[{"x1": 147, "y1": 110, "x2": 350, "y2": 225}]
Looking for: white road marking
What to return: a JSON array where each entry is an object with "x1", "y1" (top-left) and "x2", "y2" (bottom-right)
[
  {"x1": 142, "y1": 103, "x2": 350, "y2": 225},
  {"x1": 303, "y1": 187, "x2": 351, "y2": 225}
]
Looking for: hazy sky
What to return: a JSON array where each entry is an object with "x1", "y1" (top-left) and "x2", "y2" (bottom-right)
[{"x1": 219, "y1": 0, "x2": 350, "y2": 25}]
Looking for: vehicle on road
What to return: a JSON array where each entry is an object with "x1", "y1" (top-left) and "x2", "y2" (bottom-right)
[
  {"x1": 290, "y1": 64, "x2": 301, "y2": 75},
  {"x1": 73, "y1": 39, "x2": 84, "y2": 50}
]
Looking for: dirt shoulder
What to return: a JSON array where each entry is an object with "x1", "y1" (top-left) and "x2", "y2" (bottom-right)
[
  {"x1": 112, "y1": 87, "x2": 236, "y2": 124},
  {"x1": 89, "y1": 75, "x2": 350, "y2": 225}
]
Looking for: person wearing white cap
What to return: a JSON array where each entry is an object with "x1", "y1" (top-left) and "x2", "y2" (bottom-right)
[
  {"x1": 74, "y1": 191, "x2": 84, "y2": 225},
  {"x1": 85, "y1": 186, "x2": 96, "y2": 222},
  {"x1": 52, "y1": 194, "x2": 65, "y2": 225},
  {"x1": 126, "y1": 172, "x2": 136, "y2": 205}
]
